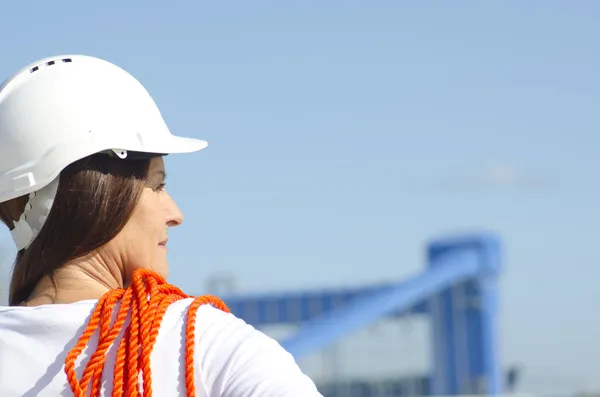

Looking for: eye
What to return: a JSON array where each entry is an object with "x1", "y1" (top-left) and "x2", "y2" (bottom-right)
[{"x1": 153, "y1": 183, "x2": 166, "y2": 192}]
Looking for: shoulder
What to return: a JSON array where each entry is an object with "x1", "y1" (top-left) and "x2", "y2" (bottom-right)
[{"x1": 160, "y1": 298, "x2": 322, "y2": 396}]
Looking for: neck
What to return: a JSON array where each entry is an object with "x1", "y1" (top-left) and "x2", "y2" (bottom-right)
[{"x1": 24, "y1": 253, "x2": 124, "y2": 306}]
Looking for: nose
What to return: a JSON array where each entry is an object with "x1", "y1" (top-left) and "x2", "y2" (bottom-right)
[{"x1": 164, "y1": 191, "x2": 184, "y2": 227}]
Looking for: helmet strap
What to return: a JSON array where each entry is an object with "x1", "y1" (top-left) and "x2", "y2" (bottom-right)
[{"x1": 10, "y1": 177, "x2": 59, "y2": 251}]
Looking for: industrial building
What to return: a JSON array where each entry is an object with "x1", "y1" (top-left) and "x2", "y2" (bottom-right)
[{"x1": 219, "y1": 233, "x2": 504, "y2": 396}]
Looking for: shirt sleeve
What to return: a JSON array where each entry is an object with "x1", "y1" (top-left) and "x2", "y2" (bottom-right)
[{"x1": 193, "y1": 305, "x2": 323, "y2": 397}]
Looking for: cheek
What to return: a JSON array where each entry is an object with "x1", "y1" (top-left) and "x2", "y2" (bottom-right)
[
  {"x1": 128, "y1": 194, "x2": 164, "y2": 241},
  {"x1": 127, "y1": 218, "x2": 166, "y2": 255},
  {"x1": 120, "y1": 225, "x2": 169, "y2": 279},
  {"x1": 118, "y1": 194, "x2": 170, "y2": 276}
]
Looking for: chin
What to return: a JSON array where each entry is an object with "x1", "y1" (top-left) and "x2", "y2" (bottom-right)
[
  {"x1": 160, "y1": 268, "x2": 169, "y2": 279},
  {"x1": 139, "y1": 261, "x2": 169, "y2": 279},
  {"x1": 157, "y1": 263, "x2": 169, "y2": 279}
]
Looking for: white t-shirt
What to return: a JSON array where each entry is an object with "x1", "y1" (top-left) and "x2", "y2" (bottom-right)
[{"x1": 0, "y1": 298, "x2": 323, "y2": 396}]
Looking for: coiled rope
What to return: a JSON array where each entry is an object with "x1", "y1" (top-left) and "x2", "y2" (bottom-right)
[{"x1": 64, "y1": 268, "x2": 230, "y2": 397}]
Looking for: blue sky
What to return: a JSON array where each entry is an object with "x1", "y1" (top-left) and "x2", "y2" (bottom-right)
[{"x1": 0, "y1": 1, "x2": 599, "y2": 394}]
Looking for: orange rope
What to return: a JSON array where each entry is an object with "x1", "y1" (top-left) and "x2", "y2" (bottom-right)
[{"x1": 64, "y1": 268, "x2": 230, "y2": 397}]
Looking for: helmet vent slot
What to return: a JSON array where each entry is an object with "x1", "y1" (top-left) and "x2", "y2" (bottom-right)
[{"x1": 29, "y1": 58, "x2": 73, "y2": 74}]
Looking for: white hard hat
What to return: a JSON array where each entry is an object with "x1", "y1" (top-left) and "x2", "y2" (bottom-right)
[
  {"x1": 0, "y1": 54, "x2": 207, "y2": 204},
  {"x1": 0, "y1": 54, "x2": 208, "y2": 250}
]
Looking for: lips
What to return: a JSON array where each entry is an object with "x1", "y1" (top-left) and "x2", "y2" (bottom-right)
[{"x1": 159, "y1": 238, "x2": 168, "y2": 247}]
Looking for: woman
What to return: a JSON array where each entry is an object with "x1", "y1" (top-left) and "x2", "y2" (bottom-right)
[{"x1": 0, "y1": 55, "x2": 322, "y2": 396}]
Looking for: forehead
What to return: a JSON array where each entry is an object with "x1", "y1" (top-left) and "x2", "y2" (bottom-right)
[
  {"x1": 148, "y1": 157, "x2": 165, "y2": 173},
  {"x1": 146, "y1": 157, "x2": 166, "y2": 182}
]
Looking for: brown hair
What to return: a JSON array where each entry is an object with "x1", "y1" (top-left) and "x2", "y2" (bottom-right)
[{"x1": 0, "y1": 153, "x2": 151, "y2": 306}]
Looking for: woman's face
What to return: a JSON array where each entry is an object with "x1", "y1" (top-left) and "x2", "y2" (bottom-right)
[{"x1": 102, "y1": 156, "x2": 183, "y2": 281}]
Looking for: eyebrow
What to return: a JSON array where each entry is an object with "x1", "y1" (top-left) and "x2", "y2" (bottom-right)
[{"x1": 153, "y1": 170, "x2": 167, "y2": 181}]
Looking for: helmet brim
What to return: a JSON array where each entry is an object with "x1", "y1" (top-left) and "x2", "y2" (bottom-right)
[{"x1": 158, "y1": 135, "x2": 208, "y2": 154}]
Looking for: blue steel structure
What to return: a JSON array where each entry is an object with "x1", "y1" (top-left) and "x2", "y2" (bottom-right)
[{"x1": 220, "y1": 233, "x2": 502, "y2": 396}]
